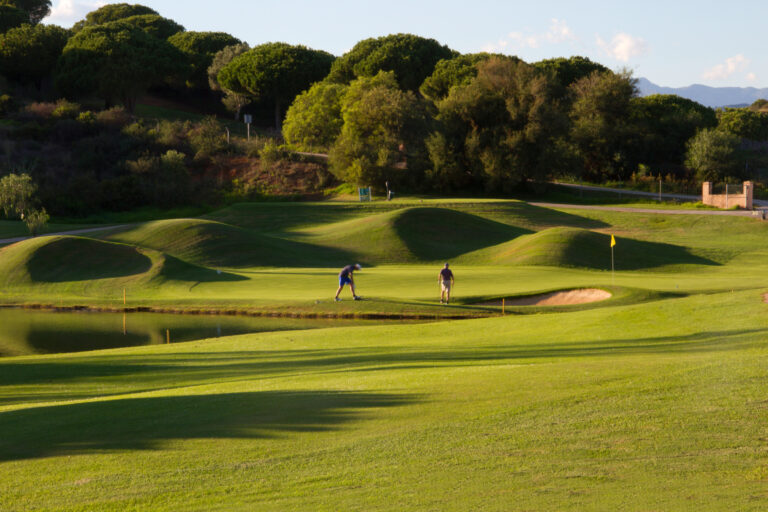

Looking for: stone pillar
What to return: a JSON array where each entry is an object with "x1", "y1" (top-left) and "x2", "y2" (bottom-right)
[
  {"x1": 744, "y1": 181, "x2": 754, "y2": 210},
  {"x1": 702, "y1": 182, "x2": 713, "y2": 206}
]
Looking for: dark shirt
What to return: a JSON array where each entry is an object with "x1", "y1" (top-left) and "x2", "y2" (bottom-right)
[
  {"x1": 339, "y1": 265, "x2": 356, "y2": 278},
  {"x1": 440, "y1": 268, "x2": 454, "y2": 280}
]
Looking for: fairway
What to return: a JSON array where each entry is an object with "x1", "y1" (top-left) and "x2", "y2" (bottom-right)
[{"x1": 1, "y1": 199, "x2": 767, "y2": 510}]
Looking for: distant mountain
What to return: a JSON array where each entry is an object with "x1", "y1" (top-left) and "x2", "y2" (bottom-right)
[{"x1": 637, "y1": 77, "x2": 768, "y2": 108}]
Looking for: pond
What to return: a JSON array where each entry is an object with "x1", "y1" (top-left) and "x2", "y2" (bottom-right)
[{"x1": 0, "y1": 309, "x2": 380, "y2": 357}]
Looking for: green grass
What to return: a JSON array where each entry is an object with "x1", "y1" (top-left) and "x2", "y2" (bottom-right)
[{"x1": 2, "y1": 199, "x2": 768, "y2": 510}]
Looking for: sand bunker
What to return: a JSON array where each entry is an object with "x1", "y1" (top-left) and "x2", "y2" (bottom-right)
[{"x1": 482, "y1": 288, "x2": 612, "y2": 307}]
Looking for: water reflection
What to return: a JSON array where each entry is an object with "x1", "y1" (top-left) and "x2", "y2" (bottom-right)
[{"x1": 0, "y1": 309, "x2": 374, "y2": 357}]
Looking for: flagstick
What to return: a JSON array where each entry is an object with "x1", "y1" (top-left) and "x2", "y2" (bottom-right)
[{"x1": 611, "y1": 245, "x2": 615, "y2": 285}]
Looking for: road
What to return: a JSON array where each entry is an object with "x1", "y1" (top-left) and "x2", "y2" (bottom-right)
[
  {"x1": 552, "y1": 181, "x2": 768, "y2": 208},
  {"x1": 530, "y1": 202, "x2": 767, "y2": 217},
  {"x1": 0, "y1": 225, "x2": 126, "y2": 246}
]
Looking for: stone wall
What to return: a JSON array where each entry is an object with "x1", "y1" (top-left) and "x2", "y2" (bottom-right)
[{"x1": 702, "y1": 181, "x2": 753, "y2": 210}]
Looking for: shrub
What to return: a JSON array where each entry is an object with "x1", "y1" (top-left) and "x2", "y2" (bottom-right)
[
  {"x1": 95, "y1": 107, "x2": 131, "y2": 128},
  {"x1": 24, "y1": 208, "x2": 49, "y2": 236},
  {"x1": 21, "y1": 102, "x2": 57, "y2": 120},
  {"x1": 154, "y1": 120, "x2": 190, "y2": 149},
  {"x1": 188, "y1": 116, "x2": 227, "y2": 159},
  {"x1": 52, "y1": 99, "x2": 81, "y2": 119},
  {"x1": 259, "y1": 140, "x2": 288, "y2": 171},
  {"x1": 77, "y1": 111, "x2": 96, "y2": 124}
]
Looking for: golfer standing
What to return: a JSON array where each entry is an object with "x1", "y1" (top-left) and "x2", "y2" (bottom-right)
[
  {"x1": 438, "y1": 263, "x2": 454, "y2": 304},
  {"x1": 335, "y1": 263, "x2": 362, "y2": 301}
]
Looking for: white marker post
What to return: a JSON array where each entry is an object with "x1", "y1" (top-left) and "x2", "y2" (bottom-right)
[{"x1": 610, "y1": 235, "x2": 616, "y2": 285}]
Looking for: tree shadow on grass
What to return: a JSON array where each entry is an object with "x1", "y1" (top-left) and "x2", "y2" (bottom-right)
[
  {"x1": 0, "y1": 390, "x2": 418, "y2": 462},
  {"x1": 2, "y1": 326, "x2": 765, "y2": 403}
]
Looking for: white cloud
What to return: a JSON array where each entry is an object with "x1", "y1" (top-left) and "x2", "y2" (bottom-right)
[
  {"x1": 482, "y1": 18, "x2": 577, "y2": 53},
  {"x1": 46, "y1": 0, "x2": 106, "y2": 27},
  {"x1": 545, "y1": 18, "x2": 576, "y2": 44},
  {"x1": 747, "y1": 72, "x2": 758, "y2": 82},
  {"x1": 702, "y1": 54, "x2": 750, "y2": 80},
  {"x1": 596, "y1": 33, "x2": 648, "y2": 62}
]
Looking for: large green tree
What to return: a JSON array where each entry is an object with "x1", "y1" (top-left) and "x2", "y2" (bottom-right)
[
  {"x1": 717, "y1": 108, "x2": 768, "y2": 141},
  {"x1": 110, "y1": 13, "x2": 184, "y2": 40},
  {"x1": 55, "y1": 22, "x2": 186, "y2": 111},
  {"x1": 685, "y1": 128, "x2": 743, "y2": 182},
  {"x1": 0, "y1": 4, "x2": 27, "y2": 32},
  {"x1": 534, "y1": 56, "x2": 609, "y2": 93},
  {"x1": 0, "y1": 23, "x2": 68, "y2": 87},
  {"x1": 217, "y1": 42, "x2": 335, "y2": 130},
  {"x1": 329, "y1": 71, "x2": 430, "y2": 187},
  {"x1": 420, "y1": 52, "x2": 519, "y2": 102},
  {"x1": 569, "y1": 69, "x2": 638, "y2": 180},
  {"x1": 327, "y1": 33, "x2": 456, "y2": 91},
  {"x1": 207, "y1": 42, "x2": 250, "y2": 118},
  {"x1": 429, "y1": 58, "x2": 568, "y2": 192},
  {"x1": 629, "y1": 94, "x2": 717, "y2": 168},
  {"x1": 283, "y1": 81, "x2": 347, "y2": 151},
  {"x1": 168, "y1": 31, "x2": 241, "y2": 89},
  {"x1": 0, "y1": 172, "x2": 36, "y2": 219},
  {"x1": 0, "y1": 0, "x2": 50, "y2": 25},
  {"x1": 72, "y1": 3, "x2": 156, "y2": 30}
]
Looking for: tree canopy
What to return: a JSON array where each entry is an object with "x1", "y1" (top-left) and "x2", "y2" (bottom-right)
[
  {"x1": 0, "y1": 0, "x2": 50, "y2": 25},
  {"x1": 329, "y1": 71, "x2": 430, "y2": 186},
  {"x1": 630, "y1": 94, "x2": 717, "y2": 167},
  {"x1": 420, "y1": 53, "x2": 519, "y2": 102},
  {"x1": 217, "y1": 42, "x2": 335, "y2": 130},
  {"x1": 55, "y1": 22, "x2": 187, "y2": 111},
  {"x1": 168, "y1": 31, "x2": 241, "y2": 89},
  {"x1": 717, "y1": 108, "x2": 768, "y2": 141},
  {"x1": 0, "y1": 4, "x2": 27, "y2": 32},
  {"x1": 569, "y1": 69, "x2": 638, "y2": 180},
  {"x1": 107, "y1": 14, "x2": 184, "y2": 40},
  {"x1": 73, "y1": 3, "x2": 158, "y2": 30},
  {"x1": 429, "y1": 58, "x2": 568, "y2": 192},
  {"x1": 327, "y1": 33, "x2": 457, "y2": 91},
  {"x1": 534, "y1": 56, "x2": 609, "y2": 92},
  {"x1": 685, "y1": 128, "x2": 743, "y2": 182},
  {"x1": 0, "y1": 23, "x2": 68, "y2": 86},
  {"x1": 283, "y1": 81, "x2": 347, "y2": 151}
]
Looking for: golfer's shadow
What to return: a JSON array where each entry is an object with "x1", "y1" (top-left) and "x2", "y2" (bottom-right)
[{"x1": 0, "y1": 390, "x2": 419, "y2": 461}]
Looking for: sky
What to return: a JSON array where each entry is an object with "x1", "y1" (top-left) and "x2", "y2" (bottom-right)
[{"x1": 45, "y1": 0, "x2": 768, "y2": 88}]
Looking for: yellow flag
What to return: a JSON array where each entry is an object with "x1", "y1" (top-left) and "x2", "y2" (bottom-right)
[{"x1": 610, "y1": 235, "x2": 616, "y2": 247}]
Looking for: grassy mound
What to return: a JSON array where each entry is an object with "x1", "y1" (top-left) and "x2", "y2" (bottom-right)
[
  {"x1": 303, "y1": 207, "x2": 525, "y2": 264},
  {"x1": 472, "y1": 226, "x2": 717, "y2": 270},
  {"x1": 0, "y1": 236, "x2": 153, "y2": 285},
  {"x1": 107, "y1": 218, "x2": 351, "y2": 268}
]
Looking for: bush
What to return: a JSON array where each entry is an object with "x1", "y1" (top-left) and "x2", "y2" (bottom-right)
[
  {"x1": 95, "y1": 107, "x2": 131, "y2": 128},
  {"x1": 21, "y1": 102, "x2": 57, "y2": 120},
  {"x1": 259, "y1": 140, "x2": 288, "y2": 171},
  {"x1": 52, "y1": 99, "x2": 81, "y2": 120},
  {"x1": 188, "y1": 116, "x2": 227, "y2": 159},
  {"x1": 153, "y1": 120, "x2": 190, "y2": 149},
  {"x1": 77, "y1": 111, "x2": 96, "y2": 124},
  {"x1": 24, "y1": 208, "x2": 49, "y2": 236}
]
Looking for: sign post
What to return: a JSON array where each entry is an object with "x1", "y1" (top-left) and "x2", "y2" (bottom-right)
[
  {"x1": 358, "y1": 187, "x2": 371, "y2": 202},
  {"x1": 243, "y1": 114, "x2": 252, "y2": 141}
]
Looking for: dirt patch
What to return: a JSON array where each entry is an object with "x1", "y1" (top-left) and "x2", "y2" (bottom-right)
[{"x1": 482, "y1": 288, "x2": 612, "y2": 307}]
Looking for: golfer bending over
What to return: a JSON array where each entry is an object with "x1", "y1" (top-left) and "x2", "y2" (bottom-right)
[
  {"x1": 335, "y1": 263, "x2": 362, "y2": 301},
  {"x1": 439, "y1": 263, "x2": 454, "y2": 304}
]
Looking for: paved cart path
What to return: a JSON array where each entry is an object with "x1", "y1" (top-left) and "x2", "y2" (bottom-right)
[{"x1": 0, "y1": 225, "x2": 127, "y2": 246}]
